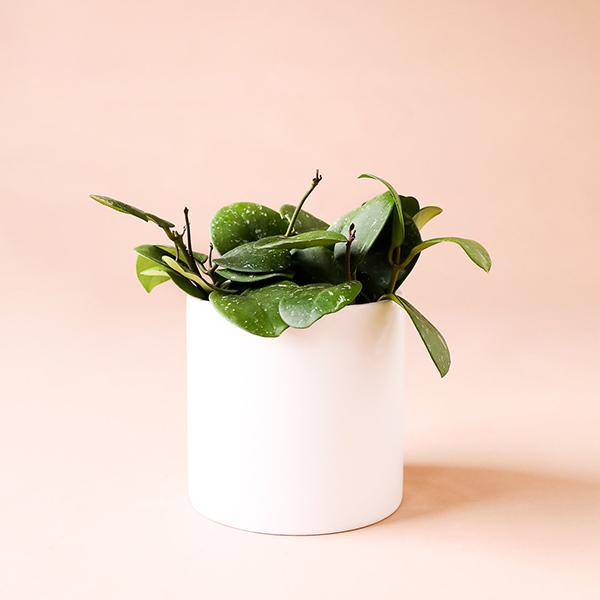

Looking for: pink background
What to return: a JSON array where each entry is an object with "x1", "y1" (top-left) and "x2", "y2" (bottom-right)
[{"x1": 2, "y1": 1, "x2": 599, "y2": 598}]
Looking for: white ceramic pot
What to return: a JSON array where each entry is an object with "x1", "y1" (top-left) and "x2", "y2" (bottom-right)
[{"x1": 186, "y1": 296, "x2": 404, "y2": 535}]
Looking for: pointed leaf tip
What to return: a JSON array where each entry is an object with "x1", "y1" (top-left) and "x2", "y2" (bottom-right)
[{"x1": 389, "y1": 295, "x2": 451, "y2": 377}]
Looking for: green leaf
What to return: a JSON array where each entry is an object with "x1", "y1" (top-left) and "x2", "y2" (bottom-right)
[
  {"x1": 389, "y1": 295, "x2": 450, "y2": 377},
  {"x1": 135, "y1": 244, "x2": 173, "y2": 266},
  {"x1": 356, "y1": 213, "x2": 423, "y2": 299},
  {"x1": 215, "y1": 268, "x2": 293, "y2": 283},
  {"x1": 133, "y1": 246, "x2": 207, "y2": 299},
  {"x1": 254, "y1": 230, "x2": 347, "y2": 250},
  {"x1": 400, "y1": 195, "x2": 420, "y2": 217},
  {"x1": 413, "y1": 206, "x2": 443, "y2": 230},
  {"x1": 401, "y1": 237, "x2": 492, "y2": 272},
  {"x1": 210, "y1": 282, "x2": 298, "y2": 337},
  {"x1": 279, "y1": 281, "x2": 362, "y2": 329},
  {"x1": 290, "y1": 247, "x2": 346, "y2": 285},
  {"x1": 213, "y1": 241, "x2": 292, "y2": 273},
  {"x1": 280, "y1": 204, "x2": 329, "y2": 233},
  {"x1": 136, "y1": 255, "x2": 170, "y2": 293},
  {"x1": 330, "y1": 192, "x2": 394, "y2": 264},
  {"x1": 328, "y1": 206, "x2": 360, "y2": 236},
  {"x1": 210, "y1": 202, "x2": 288, "y2": 254},
  {"x1": 162, "y1": 256, "x2": 213, "y2": 293},
  {"x1": 146, "y1": 213, "x2": 177, "y2": 229},
  {"x1": 358, "y1": 174, "x2": 404, "y2": 247},
  {"x1": 170, "y1": 271, "x2": 208, "y2": 299},
  {"x1": 90, "y1": 195, "x2": 175, "y2": 228},
  {"x1": 157, "y1": 245, "x2": 208, "y2": 265}
]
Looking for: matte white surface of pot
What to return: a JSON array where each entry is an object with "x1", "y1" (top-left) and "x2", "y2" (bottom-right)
[{"x1": 186, "y1": 296, "x2": 404, "y2": 535}]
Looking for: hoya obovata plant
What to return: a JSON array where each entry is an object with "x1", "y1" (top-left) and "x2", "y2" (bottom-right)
[{"x1": 90, "y1": 171, "x2": 491, "y2": 377}]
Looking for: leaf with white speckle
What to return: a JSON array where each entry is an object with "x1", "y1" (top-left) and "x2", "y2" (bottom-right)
[
  {"x1": 210, "y1": 202, "x2": 287, "y2": 254},
  {"x1": 329, "y1": 192, "x2": 394, "y2": 265},
  {"x1": 210, "y1": 282, "x2": 298, "y2": 337},
  {"x1": 279, "y1": 281, "x2": 362, "y2": 329},
  {"x1": 213, "y1": 240, "x2": 292, "y2": 273}
]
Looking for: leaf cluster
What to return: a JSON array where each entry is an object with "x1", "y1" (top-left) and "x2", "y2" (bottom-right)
[{"x1": 90, "y1": 172, "x2": 491, "y2": 377}]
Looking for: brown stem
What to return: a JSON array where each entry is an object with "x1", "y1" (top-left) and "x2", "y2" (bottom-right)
[
  {"x1": 345, "y1": 223, "x2": 356, "y2": 281},
  {"x1": 183, "y1": 207, "x2": 201, "y2": 276}
]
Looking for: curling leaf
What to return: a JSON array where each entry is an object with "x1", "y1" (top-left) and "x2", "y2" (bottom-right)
[
  {"x1": 413, "y1": 206, "x2": 443, "y2": 230},
  {"x1": 389, "y1": 295, "x2": 450, "y2": 377},
  {"x1": 358, "y1": 174, "x2": 404, "y2": 247},
  {"x1": 401, "y1": 237, "x2": 492, "y2": 272}
]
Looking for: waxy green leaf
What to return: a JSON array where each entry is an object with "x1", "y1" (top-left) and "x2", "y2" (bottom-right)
[
  {"x1": 90, "y1": 195, "x2": 175, "y2": 228},
  {"x1": 157, "y1": 245, "x2": 208, "y2": 265},
  {"x1": 134, "y1": 245, "x2": 207, "y2": 299},
  {"x1": 255, "y1": 230, "x2": 347, "y2": 250},
  {"x1": 279, "y1": 281, "x2": 362, "y2": 329},
  {"x1": 162, "y1": 256, "x2": 213, "y2": 294},
  {"x1": 358, "y1": 174, "x2": 405, "y2": 247},
  {"x1": 210, "y1": 281, "x2": 298, "y2": 337},
  {"x1": 215, "y1": 268, "x2": 293, "y2": 283},
  {"x1": 331, "y1": 192, "x2": 395, "y2": 264},
  {"x1": 356, "y1": 213, "x2": 422, "y2": 299},
  {"x1": 290, "y1": 247, "x2": 346, "y2": 286},
  {"x1": 389, "y1": 295, "x2": 451, "y2": 377},
  {"x1": 136, "y1": 255, "x2": 170, "y2": 292},
  {"x1": 210, "y1": 202, "x2": 287, "y2": 254},
  {"x1": 413, "y1": 206, "x2": 443, "y2": 230},
  {"x1": 328, "y1": 206, "x2": 360, "y2": 235},
  {"x1": 399, "y1": 195, "x2": 420, "y2": 217},
  {"x1": 169, "y1": 271, "x2": 208, "y2": 299},
  {"x1": 401, "y1": 237, "x2": 492, "y2": 272},
  {"x1": 213, "y1": 241, "x2": 292, "y2": 273},
  {"x1": 280, "y1": 205, "x2": 329, "y2": 233},
  {"x1": 135, "y1": 244, "x2": 173, "y2": 266}
]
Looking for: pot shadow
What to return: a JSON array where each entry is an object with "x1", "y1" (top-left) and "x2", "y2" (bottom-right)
[{"x1": 380, "y1": 463, "x2": 600, "y2": 524}]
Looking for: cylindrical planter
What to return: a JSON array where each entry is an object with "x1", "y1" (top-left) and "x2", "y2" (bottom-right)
[{"x1": 186, "y1": 296, "x2": 404, "y2": 535}]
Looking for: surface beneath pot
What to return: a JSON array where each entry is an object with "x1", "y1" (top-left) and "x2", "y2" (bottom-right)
[{"x1": 3, "y1": 304, "x2": 599, "y2": 600}]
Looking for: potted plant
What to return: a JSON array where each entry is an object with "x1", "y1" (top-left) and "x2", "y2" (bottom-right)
[{"x1": 91, "y1": 171, "x2": 491, "y2": 535}]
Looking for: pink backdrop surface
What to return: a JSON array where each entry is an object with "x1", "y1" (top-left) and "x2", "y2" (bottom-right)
[{"x1": 1, "y1": 1, "x2": 599, "y2": 598}]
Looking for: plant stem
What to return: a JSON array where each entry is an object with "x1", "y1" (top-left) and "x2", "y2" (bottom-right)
[
  {"x1": 345, "y1": 223, "x2": 356, "y2": 281},
  {"x1": 161, "y1": 225, "x2": 208, "y2": 294},
  {"x1": 183, "y1": 207, "x2": 202, "y2": 277},
  {"x1": 386, "y1": 246, "x2": 402, "y2": 294},
  {"x1": 284, "y1": 169, "x2": 323, "y2": 237}
]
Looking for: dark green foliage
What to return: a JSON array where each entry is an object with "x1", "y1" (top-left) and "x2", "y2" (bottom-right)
[{"x1": 90, "y1": 171, "x2": 491, "y2": 376}]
